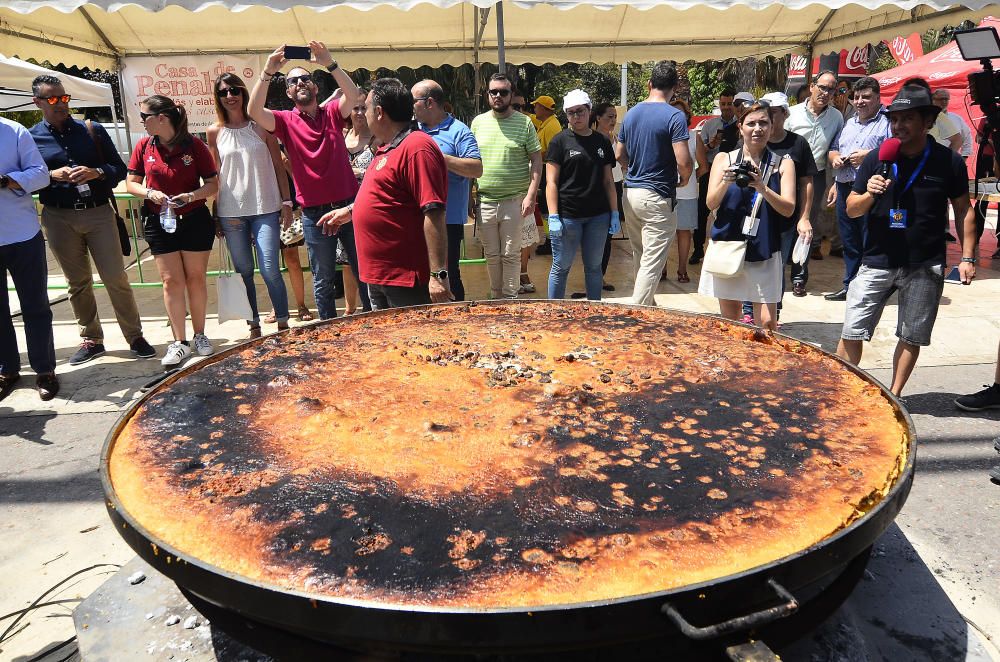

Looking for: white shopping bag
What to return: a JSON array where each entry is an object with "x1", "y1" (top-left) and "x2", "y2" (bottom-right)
[{"x1": 216, "y1": 239, "x2": 254, "y2": 322}]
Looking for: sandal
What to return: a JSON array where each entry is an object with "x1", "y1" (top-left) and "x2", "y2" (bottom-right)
[
  {"x1": 677, "y1": 272, "x2": 690, "y2": 283},
  {"x1": 262, "y1": 311, "x2": 277, "y2": 324},
  {"x1": 297, "y1": 306, "x2": 314, "y2": 321}
]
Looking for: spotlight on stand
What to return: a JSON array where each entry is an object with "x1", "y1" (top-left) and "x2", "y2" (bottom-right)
[{"x1": 954, "y1": 26, "x2": 1000, "y2": 131}]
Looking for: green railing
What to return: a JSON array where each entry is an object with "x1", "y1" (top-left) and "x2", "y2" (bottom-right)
[{"x1": 19, "y1": 192, "x2": 487, "y2": 291}]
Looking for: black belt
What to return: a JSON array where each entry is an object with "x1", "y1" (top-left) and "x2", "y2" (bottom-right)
[{"x1": 47, "y1": 198, "x2": 110, "y2": 210}]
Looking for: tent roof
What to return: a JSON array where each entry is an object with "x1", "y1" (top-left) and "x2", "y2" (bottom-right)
[
  {"x1": 0, "y1": 53, "x2": 114, "y2": 111},
  {"x1": 0, "y1": 1, "x2": 995, "y2": 71}
]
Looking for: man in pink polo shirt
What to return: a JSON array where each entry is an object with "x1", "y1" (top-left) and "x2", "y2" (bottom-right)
[{"x1": 249, "y1": 40, "x2": 368, "y2": 319}]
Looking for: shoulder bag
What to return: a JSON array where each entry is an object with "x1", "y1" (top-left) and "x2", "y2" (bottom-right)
[{"x1": 85, "y1": 120, "x2": 132, "y2": 256}]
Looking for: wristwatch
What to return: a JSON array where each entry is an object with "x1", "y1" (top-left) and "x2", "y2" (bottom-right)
[
  {"x1": 430, "y1": 269, "x2": 448, "y2": 280},
  {"x1": 95, "y1": 167, "x2": 105, "y2": 179},
  {"x1": 961, "y1": 257, "x2": 977, "y2": 264},
  {"x1": 0, "y1": 174, "x2": 9, "y2": 189},
  {"x1": 326, "y1": 60, "x2": 339, "y2": 72}
]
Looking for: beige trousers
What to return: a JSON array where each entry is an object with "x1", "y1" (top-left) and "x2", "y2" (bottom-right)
[
  {"x1": 623, "y1": 187, "x2": 677, "y2": 306},
  {"x1": 41, "y1": 204, "x2": 142, "y2": 344},
  {"x1": 479, "y1": 197, "x2": 525, "y2": 299}
]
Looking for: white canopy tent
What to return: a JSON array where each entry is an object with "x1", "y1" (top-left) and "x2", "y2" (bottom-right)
[
  {"x1": 0, "y1": 1, "x2": 995, "y2": 72},
  {"x1": 0, "y1": 52, "x2": 114, "y2": 111}
]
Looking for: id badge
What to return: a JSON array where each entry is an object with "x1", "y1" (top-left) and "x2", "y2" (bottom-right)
[
  {"x1": 742, "y1": 215, "x2": 760, "y2": 237},
  {"x1": 889, "y1": 208, "x2": 908, "y2": 230}
]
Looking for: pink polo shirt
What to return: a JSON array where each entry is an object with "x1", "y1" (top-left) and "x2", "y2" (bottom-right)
[{"x1": 271, "y1": 97, "x2": 358, "y2": 208}]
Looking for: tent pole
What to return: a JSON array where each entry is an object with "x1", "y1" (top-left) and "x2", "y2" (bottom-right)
[
  {"x1": 117, "y1": 63, "x2": 134, "y2": 154},
  {"x1": 620, "y1": 62, "x2": 628, "y2": 108},
  {"x1": 496, "y1": 1, "x2": 506, "y2": 74}
]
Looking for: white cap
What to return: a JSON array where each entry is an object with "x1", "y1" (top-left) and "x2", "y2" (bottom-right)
[
  {"x1": 563, "y1": 89, "x2": 592, "y2": 111},
  {"x1": 734, "y1": 91, "x2": 756, "y2": 105},
  {"x1": 759, "y1": 92, "x2": 789, "y2": 109}
]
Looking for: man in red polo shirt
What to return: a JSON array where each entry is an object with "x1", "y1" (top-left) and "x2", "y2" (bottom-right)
[
  {"x1": 319, "y1": 78, "x2": 451, "y2": 309},
  {"x1": 248, "y1": 40, "x2": 368, "y2": 319}
]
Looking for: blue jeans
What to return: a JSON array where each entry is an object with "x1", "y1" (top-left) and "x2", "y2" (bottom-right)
[
  {"x1": 548, "y1": 213, "x2": 611, "y2": 300},
  {"x1": 220, "y1": 212, "x2": 288, "y2": 324},
  {"x1": 836, "y1": 181, "x2": 864, "y2": 288},
  {"x1": 301, "y1": 203, "x2": 371, "y2": 320},
  {"x1": 0, "y1": 231, "x2": 56, "y2": 375}
]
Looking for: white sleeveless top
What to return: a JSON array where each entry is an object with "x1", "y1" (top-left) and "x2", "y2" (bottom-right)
[{"x1": 216, "y1": 123, "x2": 281, "y2": 218}]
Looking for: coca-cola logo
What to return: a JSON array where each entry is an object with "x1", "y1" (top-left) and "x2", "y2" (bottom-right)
[
  {"x1": 877, "y1": 76, "x2": 902, "y2": 86},
  {"x1": 929, "y1": 71, "x2": 959, "y2": 80},
  {"x1": 890, "y1": 36, "x2": 915, "y2": 63},
  {"x1": 789, "y1": 55, "x2": 807, "y2": 74},
  {"x1": 930, "y1": 44, "x2": 965, "y2": 64},
  {"x1": 844, "y1": 46, "x2": 869, "y2": 72}
]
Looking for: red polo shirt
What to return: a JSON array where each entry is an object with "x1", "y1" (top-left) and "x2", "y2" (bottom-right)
[
  {"x1": 128, "y1": 135, "x2": 216, "y2": 215},
  {"x1": 271, "y1": 98, "x2": 358, "y2": 208},
  {"x1": 353, "y1": 129, "x2": 447, "y2": 287}
]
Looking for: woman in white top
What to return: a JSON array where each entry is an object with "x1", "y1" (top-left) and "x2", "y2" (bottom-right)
[
  {"x1": 669, "y1": 98, "x2": 709, "y2": 283},
  {"x1": 207, "y1": 73, "x2": 291, "y2": 337}
]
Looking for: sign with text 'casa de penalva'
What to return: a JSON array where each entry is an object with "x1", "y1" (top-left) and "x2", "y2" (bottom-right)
[{"x1": 121, "y1": 55, "x2": 266, "y2": 133}]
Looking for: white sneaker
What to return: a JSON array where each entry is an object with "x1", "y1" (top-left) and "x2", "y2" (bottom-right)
[
  {"x1": 161, "y1": 341, "x2": 192, "y2": 367},
  {"x1": 192, "y1": 333, "x2": 213, "y2": 357}
]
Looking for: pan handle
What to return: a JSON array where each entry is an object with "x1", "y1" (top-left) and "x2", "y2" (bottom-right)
[{"x1": 661, "y1": 578, "x2": 799, "y2": 641}]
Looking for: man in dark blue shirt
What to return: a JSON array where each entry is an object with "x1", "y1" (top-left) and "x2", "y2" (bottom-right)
[{"x1": 29, "y1": 75, "x2": 154, "y2": 365}]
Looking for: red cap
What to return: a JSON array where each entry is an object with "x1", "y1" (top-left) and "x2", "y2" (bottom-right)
[{"x1": 878, "y1": 137, "x2": 901, "y2": 162}]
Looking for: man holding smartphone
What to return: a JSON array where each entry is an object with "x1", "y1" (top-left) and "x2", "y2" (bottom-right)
[{"x1": 249, "y1": 41, "x2": 368, "y2": 320}]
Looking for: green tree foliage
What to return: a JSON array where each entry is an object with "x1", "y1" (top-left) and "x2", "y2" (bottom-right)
[{"x1": 685, "y1": 62, "x2": 726, "y2": 115}]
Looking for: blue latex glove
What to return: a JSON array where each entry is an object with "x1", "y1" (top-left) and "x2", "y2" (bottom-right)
[
  {"x1": 609, "y1": 211, "x2": 621, "y2": 235},
  {"x1": 548, "y1": 214, "x2": 562, "y2": 237}
]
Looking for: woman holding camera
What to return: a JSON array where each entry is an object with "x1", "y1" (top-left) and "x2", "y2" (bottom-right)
[
  {"x1": 699, "y1": 102, "x2": 795, "y2": 331},
  {"x1": 126, "y1": 95, "x2": 218, "y2": 367}
]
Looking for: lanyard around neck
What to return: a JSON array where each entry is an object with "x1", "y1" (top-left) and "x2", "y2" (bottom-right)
[{"x1": 891, "y1": 141, "x2": 932, "y2": 205}]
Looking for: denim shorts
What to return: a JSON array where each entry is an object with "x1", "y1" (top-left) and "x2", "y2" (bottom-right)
[{"x1": 841, "y1": 263, "x2": 945, "y2": 346}]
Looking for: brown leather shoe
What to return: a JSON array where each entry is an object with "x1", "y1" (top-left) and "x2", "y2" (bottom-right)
[
  {"x1": 0, "y1": 373, "x2": 20, "y2": 402},
  {"x1": 36, "y1": 373, "x2": 59, "y2": 401}
]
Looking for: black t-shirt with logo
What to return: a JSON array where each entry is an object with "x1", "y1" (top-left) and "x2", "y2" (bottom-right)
[
  {"x1": 852, "y1": 136, "x2": 967, "y2": 269},
  {"x1": 546, "y1": 129, "x2": 615, "y2": 218},
  {"x1": 741, "y1": 129, "x2": 818, "y2": 225}
]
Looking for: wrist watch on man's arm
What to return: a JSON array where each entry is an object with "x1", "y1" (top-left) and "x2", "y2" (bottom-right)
[{"x1": 430, "y1": 269, "x2": 448, "y2": 280}]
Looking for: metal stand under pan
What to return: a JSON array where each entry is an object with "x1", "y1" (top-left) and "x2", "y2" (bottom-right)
[{"x1": 75, "y1": 548, "x2": 872, "y2": 662}]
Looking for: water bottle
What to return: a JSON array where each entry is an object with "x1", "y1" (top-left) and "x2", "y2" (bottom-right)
[
  {"x1": 67, "y1": 158, "x2": 91, "y2": 199},
  {"x1": 160, "y1": 201, "x2": 177, "y2": 234}
]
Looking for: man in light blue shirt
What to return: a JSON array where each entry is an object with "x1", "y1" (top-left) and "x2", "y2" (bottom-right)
[
  {"x1": 412, "y1": 79, "x2": 482, "y2": 301},
  {"x1": 825, "y1": 77, "x2": 891, "y2": 300},
  {"x1": 0, "y1": 116, "x2": 57, "y2": 401}
]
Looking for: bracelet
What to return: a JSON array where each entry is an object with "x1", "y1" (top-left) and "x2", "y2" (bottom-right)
[
  {"x1": 260, "y1": 71, "x2": 274, "y2": 81},
  {"x1": 281, "y1": 200, "x2": 293, "y2": 207},
  {"x1": 961, "y1": 257, "x2": 977, "y2": 264},
  {"x1": 145, "y1": 189, "x2": 156, "y2": 199},
  {"x1": 326, "y1": 60, "x2": 339, "y2": 72}
]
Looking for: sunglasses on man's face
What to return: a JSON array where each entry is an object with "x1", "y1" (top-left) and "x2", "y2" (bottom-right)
[
  {"x1": 286, "y1": 74, "x2": 313, "y2": 87},
  {"x1": 38, "y1": 94, "x2": 71, "y2": 106},
  {"x1": 217, "y1": 87, "x2": 242, "y2": 98},
  {"x1": 488, "y1": 88, "x2": 511, "y2": 97}
]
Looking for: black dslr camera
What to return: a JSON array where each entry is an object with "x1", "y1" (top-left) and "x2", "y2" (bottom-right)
[{"x1": 732, "y1": 161, "x2": 758, "y2": 188}]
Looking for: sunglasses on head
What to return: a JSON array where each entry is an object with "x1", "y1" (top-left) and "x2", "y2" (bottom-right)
[
  {"x1": 488, "y1": 88, "x2": 511, "y2": 97},
  {"x1": 217, "y1": 87, "x2": 243, "y2": 97},
  {"x1": 286, "y1": 74, "x2": 313, "y2": 87},
  {"x1": 38, "y1": 94, "x2": 71, "y2": 106}
]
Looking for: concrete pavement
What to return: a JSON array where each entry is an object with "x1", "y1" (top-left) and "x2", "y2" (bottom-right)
[{"x1": 1, "y1": 224, "x2": 998, "y2": 660}]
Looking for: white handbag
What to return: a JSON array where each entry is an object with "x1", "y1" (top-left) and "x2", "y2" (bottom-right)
[{"x1": 216, "y1": 239, "x2": 254, "y2": 323}]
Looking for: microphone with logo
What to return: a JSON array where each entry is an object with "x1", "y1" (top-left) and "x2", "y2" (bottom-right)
[{"x1": 873, "y1": 137, "x2": 901, "y2": 201}]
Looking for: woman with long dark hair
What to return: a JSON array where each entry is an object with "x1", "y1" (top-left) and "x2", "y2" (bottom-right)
[
  {"x1": 125, "y1": 95, "x2": 218, "y2": 367},
  {"x1": 207, "y1": 72, "x2": 291, "y2": 338}
]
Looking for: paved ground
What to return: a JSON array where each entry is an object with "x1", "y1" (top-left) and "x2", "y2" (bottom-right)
[{"x1": 1, "y1": 222, "x2": 998, "y2": 660}]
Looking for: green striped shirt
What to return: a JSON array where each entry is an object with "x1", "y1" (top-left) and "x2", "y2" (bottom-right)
[{"x1": 471, "y1": 111, "x2": 541, "y2": 202}]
